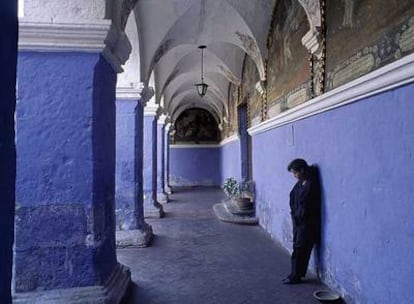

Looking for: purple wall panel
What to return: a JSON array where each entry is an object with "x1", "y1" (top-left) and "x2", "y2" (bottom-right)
[
  {"x1": 220, "y1": 140, "x2": 241, "y2": 183},
  {"x1": 170, "y1": 147, "x2": 221, "y2": 186},
  {"x1": 252, "y1": 83, "x2": 414, "y2": 304},
  {"x1": 15, "y1": 52, "x2": 117, "y2": 292}
]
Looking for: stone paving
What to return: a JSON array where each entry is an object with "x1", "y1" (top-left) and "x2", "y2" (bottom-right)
[{"x1": 119, "y1": 186, "x2": 326, "y2": 304}]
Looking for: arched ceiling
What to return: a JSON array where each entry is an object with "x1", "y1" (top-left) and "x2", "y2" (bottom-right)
[{"x1": 119, "y1": 0, "x2": 318, "y2": 121}]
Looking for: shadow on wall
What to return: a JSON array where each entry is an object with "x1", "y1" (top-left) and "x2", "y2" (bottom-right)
[{"x1": 310, "y1": 165, "x2": 324, "y2": 280}]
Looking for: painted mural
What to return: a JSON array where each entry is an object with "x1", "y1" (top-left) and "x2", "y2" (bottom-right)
[
  {"x1": 241, "y1": 55, "x2": 261, "y2": 127},
  {"x1": 267, "y1": 0, "x2": 310, "y2": 117},
  {"x1": 326, "y1": 0, "x2": 414, "y2": 90},
  {"x1": 226, "y1": 83, "x2": 238, "y2": 137},
  {"x1": 173, "y1": 108, "x2": 219, "y2": 144}
]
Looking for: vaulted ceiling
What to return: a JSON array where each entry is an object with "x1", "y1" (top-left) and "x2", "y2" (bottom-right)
[
  {"x1": 119, "y1": 0, "x2": 272, "y2": 124},
  {"x1": 119, "y1": 0, "x2": 320, "y2": 125}
]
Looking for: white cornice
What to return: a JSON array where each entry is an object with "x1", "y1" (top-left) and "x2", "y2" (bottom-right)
[
  {"x1": 248, "y1": 53, "x2": 414, "y2": 136},
  {"x1": 144, "y1": 102, "x2": 160, "y2": 116},
  {"x1": 219, "y1": 134, "x2": 239, "y2": 146},
  {"x1": 18, "y1": 20, "x2": 132, "y2": 73},
  {"x1": 18, "y1": 20, "x2": 111, "y2": 52},
  {"x1": 170, "y1": 144, "x2": 221, "y2": 148},
  {"x1": 302, "y1": 29, "x2": 321, "y2": 56},
  {"x1": 116, "y1": 83, "x2": 145, "y2": 101},
  {"x1": 157, "y1": 114, "x2": 167, "y2": 125}
]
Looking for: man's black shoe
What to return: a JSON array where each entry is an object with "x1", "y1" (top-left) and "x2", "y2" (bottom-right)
[{"x1": 282, "y1": 277, "x2": 302, "y2": 284}]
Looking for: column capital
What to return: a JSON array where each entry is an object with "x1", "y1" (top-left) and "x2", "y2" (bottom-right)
[
  {"x1": 301, "y1": 28, "x2": 322, "y2": 57},
  {"x1": 144, "y1": 100, "x2": 160, "y2": 116},
  {"x1": 116, "y1": 82, "x2": 144, "y2": 101},
  {"x1": 18, "y1": 21, "x2": 132, "y2": 73},
  {"x1": 165, "y1": 122, "x2": 172, "y2": 132},
  {"x1": 157, "y1": 113, "x2": 168, "y2": 125},
  {"x1": 18, "y1": 20, "x2": 111, "y2": 52}
]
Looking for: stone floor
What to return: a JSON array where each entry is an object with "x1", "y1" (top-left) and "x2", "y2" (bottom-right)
[{"x1": 119, "y1": 186, "x2": 326, "y2": 304}]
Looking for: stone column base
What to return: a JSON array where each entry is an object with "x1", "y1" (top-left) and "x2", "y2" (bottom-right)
[
  {"x1": 144, "y1": 198, "x2": 164, "y2": 218},
  {"x1": 164, "y1": 185, "x2": 172, "y2": 195},
  {"x1": 13, "y1": 263, "x2": 131, "y2": 304},
  {"x1": 157, "y1": 192, "x2": 169, "y2": 204},
  {"x1": 116, "y1": 222, "x2": 153, "y2": 248}
]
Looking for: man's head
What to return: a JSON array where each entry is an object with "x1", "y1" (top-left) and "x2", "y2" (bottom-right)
[{"x1": 287, "y1": 158, "x2": 309, "y2": 181}]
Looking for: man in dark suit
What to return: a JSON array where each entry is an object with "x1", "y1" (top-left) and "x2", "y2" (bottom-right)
[{"x1": 283, "y1": 158, "x2": 321, "y2": 284}]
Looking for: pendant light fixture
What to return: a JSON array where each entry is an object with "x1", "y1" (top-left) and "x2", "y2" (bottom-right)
[{"x1": 195, "y1": 45, "x2": 208, "y2": 98}]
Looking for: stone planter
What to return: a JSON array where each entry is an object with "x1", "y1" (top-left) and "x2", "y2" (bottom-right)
[{"x1": 232, "y1": 197, "x2": 253, "y2": 210}]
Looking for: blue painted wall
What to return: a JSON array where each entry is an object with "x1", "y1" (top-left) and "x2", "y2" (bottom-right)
[
  {"x1": 156, "y1": 124, "x2": 165, "y2": 193},
  {"x1": 143, "y1": 115, "x2": 157, "y2": 201},
  {"x1": 252, "y1": 83, "x2": 414, "y2": 304},
  {"x1": 16, "y1": 52, "x2": 117, "y2": 292},
  {"x1": 116, "y1": 100, "x2": 145, "y2": 231},
  {"x1": 220, "y1": 140, "x2": 241, "y2": 183},
  {"x1": 170, "y1": 146, "x2": 221, "y2": 186},
  {"x1": 0, "y1": 1, "x2": 17, "y2": 302}
]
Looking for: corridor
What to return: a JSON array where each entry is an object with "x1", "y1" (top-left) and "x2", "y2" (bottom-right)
[{"x1": 119, "y1": 187, "x2": 324, "y2": 304}]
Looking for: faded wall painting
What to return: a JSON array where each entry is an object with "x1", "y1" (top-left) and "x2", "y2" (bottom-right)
[
  {"x1": 241, "y1": 55, "x2": 261, "y2": 127},
  {"x1": 172, "y1": 108, "x2": 219, "y2": 144},
  {"x1": 267, "y1": 0, "x2": 310, "y2": 117},
  {"x1": 226, "y1": 83, "x2": 238, "y2": 137},
  {"x1": 326, "y1": 0, "x2": 414, "y2": 90}
]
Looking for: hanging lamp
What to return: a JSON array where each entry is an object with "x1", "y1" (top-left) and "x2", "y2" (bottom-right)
[{"x1": 195, "y1": 45, "x2": 208, "y2": 97}]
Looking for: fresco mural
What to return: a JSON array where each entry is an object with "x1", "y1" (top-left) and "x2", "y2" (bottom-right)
[
  {"x1": 241, "y1": 55, "x2": 261, "y2": 127},
  {"x1": 226, "y1": 83, "x2": 238, "y2": 137},
  {"x1": 326, "y1": 0, "x2": 414, "y2": 90},
  {"x1": 267, "y1": 0, "x2": 310, "y2": 117},
  {"x1": 172, "y1": 108, "x2": 220, "y2": 144}
]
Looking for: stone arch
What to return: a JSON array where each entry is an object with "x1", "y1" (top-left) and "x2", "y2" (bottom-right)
[
  {"x1": 120, "y1": 0, "x2": 139, "y2": 30},
  {"x1": 116, "y1": 8, "x2": 141, "y2": 91},
  {"x1": 296, "y1": 0, "x2": 323, "y2": 54},
  {"x1": 172, "y1": 103, "x2": 221, "y2": 128},
  {"x1": 297, "y1": 0, "x2": 322, "y2": 31}
]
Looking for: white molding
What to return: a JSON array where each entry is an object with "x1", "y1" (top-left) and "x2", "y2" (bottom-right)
[
  {"x1": 18, "y1": 21, "x2": 132, "y2": 73},
  {"x1": 157, "y1": 114, "x2": 167, "y2": 125},
  {"x1": 248, "y1": 53, "x2": 414, "y2": 136},
  {"x1": 302, "y1": 29, "x2": 321, "y2": 56},
  {"x1": 116, "y1": 83, "x2": 145, "y2": 100},
  {"x1": 170, "y1": 144, "x2": 221, "y2": 149},
  {"x1": 219, "y1": 134, "x2": 239, "y2": 146},
  {"x1": 144, "y1": 101, "x2": 160, "y2": 116},
  {"x1": 18, "y1": 20, "x2": 111, "y2": 52}
]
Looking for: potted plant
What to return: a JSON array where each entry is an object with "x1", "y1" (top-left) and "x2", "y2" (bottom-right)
[{"x1": 222, "y1": 177, "x2": 254, "y2": 210}]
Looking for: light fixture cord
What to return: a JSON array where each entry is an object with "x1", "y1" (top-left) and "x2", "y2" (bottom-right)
[{"x1": 201, "y1": 47, "x2": 204, "y2": 83}]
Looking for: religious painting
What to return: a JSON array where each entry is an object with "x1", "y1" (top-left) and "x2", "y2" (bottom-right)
[
  {"x1": 173, "y1": 108, "x2": 220, "y2": 144},
  {"x1": 326, "y1": 0, "x2": 414, "y2": 90},
  {"x1": 267, "y1": 0, "x2": 309, "y2": 116},
  {"x1": 241, "y1": 55, "x2": 261, "y2": 127}
]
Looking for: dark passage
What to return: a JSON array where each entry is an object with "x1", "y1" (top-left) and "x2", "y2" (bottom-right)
[{"x1": 119, "y1": 187, "x2": 324, "y2": 304}]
